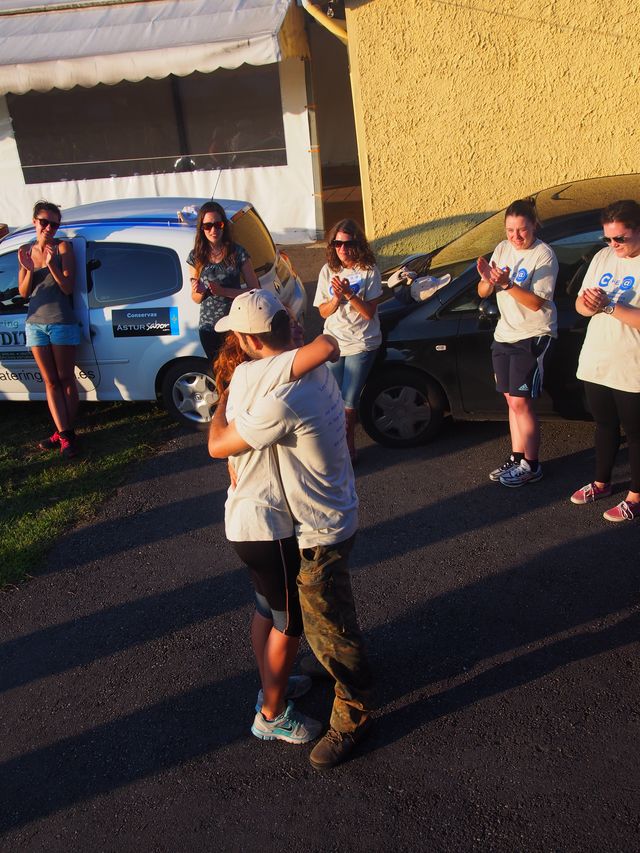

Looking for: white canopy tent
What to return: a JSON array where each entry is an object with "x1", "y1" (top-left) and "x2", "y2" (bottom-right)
[
  {"x1": 0, "y1": 0, "x2": 319, "y2": 241},
  {"x1": 0, "y1": 0, "x2": 304, "y2": 94}
]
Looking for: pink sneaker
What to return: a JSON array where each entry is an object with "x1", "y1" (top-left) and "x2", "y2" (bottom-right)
[
  {"x1": 38, "y1": 431, "x2": 61, "y2": 451},
  {"x1": 570, "y1": 482, "x2": 612, "y2": 505},
  {"x1": 59, "y1": 434, "x2": 78, "y2": 459},
  {"x1": 603, "y1": 500, "x2": 640, "y2": 523}
]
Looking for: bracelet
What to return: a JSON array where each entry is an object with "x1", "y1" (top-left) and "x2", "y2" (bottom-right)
[{"x1": 503, "y1": 281, "x2": 514, "y2": 290}]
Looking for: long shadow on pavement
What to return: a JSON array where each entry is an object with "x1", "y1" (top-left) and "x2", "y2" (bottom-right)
[
  {"x1": 1, "y1": 523, "x2": 636, "y2": 830},
  {"x1": 0, "y1": 569, "x2": 249, "y2": 694},
  {"x1": 362, "y1": 522, "x2": 639, "y2": 747}
]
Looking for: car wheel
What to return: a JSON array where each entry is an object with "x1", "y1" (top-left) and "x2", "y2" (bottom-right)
[
  {"x1": 161, "y1": 358, "x2": 219, "y2": 430},
  {"x1": 360, "y1": 369, "x2": 446, "y2": 448}
]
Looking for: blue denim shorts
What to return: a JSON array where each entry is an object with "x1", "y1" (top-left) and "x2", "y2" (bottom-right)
[
  {"x1": 327, "y1": 349, "x2": 378, "y2": 409},
  {"x1": 26, "y1": 322, "x2": 81, "y2": 347}
]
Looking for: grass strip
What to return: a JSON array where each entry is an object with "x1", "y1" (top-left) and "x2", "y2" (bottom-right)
[{"x1": 0, "y1": 401, "x2": 176, "y2": 587}]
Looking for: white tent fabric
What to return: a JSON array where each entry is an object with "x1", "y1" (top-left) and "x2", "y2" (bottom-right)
[{"x1": 0, "y1": 0, "x2": 293, "y2": 95}]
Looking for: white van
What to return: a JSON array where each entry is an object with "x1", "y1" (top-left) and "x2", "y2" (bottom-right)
[{"x1": 0, "y1": 197, "x2": 307, "y2": 428}]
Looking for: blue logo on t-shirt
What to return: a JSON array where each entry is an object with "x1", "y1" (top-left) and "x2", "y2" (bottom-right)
[
  {"x1": 620, "y1": 276, "x2": 635, "y2": 290},
  {"x1": 598, "y1": 272, "x2": 613, "y2": 288},
  {"x1": 515, "y1": 268, "x2": 528, "y2": 283}
]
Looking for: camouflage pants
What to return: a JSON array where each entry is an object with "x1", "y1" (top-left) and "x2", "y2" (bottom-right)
[{"x1": 297, "y1": 534, "x2": 374, "y2": 733}]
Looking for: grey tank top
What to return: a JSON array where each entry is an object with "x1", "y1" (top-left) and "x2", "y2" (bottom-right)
[{"x1": 26, "y1": 242, "x2": 77, "y2": 325}]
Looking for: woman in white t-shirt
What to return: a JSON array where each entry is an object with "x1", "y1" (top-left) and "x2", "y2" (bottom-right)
[
  {"x1": 211, "y1": 291, "x2": 340, "y2": 744},
  {"x1": 570, "y1": 199, "x2": 640, "y2": 523},
  {"x1": 314, "y1": 219, "x2": 383, "y2": 462},
  {"x1": 477, "y1": 197, "x2": 558, "y2": 488}
]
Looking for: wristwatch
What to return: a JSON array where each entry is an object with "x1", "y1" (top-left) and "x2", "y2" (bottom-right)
[{"x1": 602, "y1": 303, "x2": 615, "y2": 315}]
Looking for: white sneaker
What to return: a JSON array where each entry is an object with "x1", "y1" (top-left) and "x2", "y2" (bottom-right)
[
  {"x1": 489, "y1": 456, "x2": 518, "y2": 482},
  {"x1": 499, "y1": 459, "x2": 543, "y2": 487},
  {"x1": 251, "y1": 700, "x2": 322, "y2": 744}
]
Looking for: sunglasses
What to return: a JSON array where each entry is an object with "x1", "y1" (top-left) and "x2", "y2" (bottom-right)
[
  {"x1": 202, "y1": 221, "x2": 225, "y2": 232},
  {"x1": 331, "y1": 239, "x2": 357, "y2": 249},
  {"x1": 602, "y1": 235, "x2": 632, "y2": 244},
  {"x1": 36, "y1": 217, "x2": 59, "y2": 231}
]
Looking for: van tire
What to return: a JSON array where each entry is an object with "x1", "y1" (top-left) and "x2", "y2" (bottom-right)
[{"x1": 161, "y1": 358, "x2": 219, "y2": 430}]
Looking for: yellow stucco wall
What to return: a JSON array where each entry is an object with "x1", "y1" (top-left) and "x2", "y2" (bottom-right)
[{"x1": 345, "y1": 0, "x2": 640, "y2": 265}]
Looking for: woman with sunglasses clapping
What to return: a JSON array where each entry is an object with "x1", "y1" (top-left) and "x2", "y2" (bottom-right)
[
  {"x1": 571, "y1": 199, "x2": 640, "y2": 523},
  {"x1": 18, "y1": 200, "x2": 79, "y2": 459},
  {"x1": 187, "y1": 201, "x2": 260, "y2": 362},
  {"x1": 314, "y1": 219, "x2": 383, "y2": 462}
]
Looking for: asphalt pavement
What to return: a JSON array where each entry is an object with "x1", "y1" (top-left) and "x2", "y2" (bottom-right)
[{"x1": 1, "y1": 253, "x2": 639, "y2": 852}]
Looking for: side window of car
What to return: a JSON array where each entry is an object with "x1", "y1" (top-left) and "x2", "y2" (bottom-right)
[
  {"x1": 549, "y1": 230, "x2": 603, "y2": 308},
  {"x1": 441, "y1": 285, "x2": 483, "y2": 314},
  {"x1": 0, "y1": 251, "x2": 27, "y2": 315},
  {"x1": 87, "y1": 242, "x2": 181, "y2": 307}
]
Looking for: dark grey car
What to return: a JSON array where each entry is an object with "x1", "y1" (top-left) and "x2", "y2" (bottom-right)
[{"x1": 359, "y1": 174, "x2": 640, "y2": 447}]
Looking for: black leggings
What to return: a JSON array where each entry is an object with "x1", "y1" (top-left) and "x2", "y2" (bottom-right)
[
  {"x1": 584, "y1": 381, "x2": 640, "y2": 492},
  {"x1": 199, "y1": 327, "x2": 224, "y2": 363},
  {"x1": 233, "y1": 537, "x2": 303, "y2": 637}
]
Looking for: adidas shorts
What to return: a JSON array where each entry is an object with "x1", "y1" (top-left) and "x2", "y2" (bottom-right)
[{"x1": 491, "y1": 336, "x2": 553, "y2": 398}]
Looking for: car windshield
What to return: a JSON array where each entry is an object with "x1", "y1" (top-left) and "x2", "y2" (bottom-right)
[
  {"x1": 413, "y1": 173, "x2": 640, "y2": 276},
  {"x1": 431, "y1": 210, "x2": 506, "y2": 268},
  {"x1": 231, "y1": 207, "x2": 275, "y2": 275}
]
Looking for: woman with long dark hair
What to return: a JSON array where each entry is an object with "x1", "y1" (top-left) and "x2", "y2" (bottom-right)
[
  {"x1": 477, "y1": 197, "x2": 559, "y2": 487},
  {"x1": 571, "y1": 199, "x2": 640, "y2": 522},
  {"x1": 18, "y1": 200, "x2": 79, "y2": 459},
  {"x1": 313, "y1": 219, "x2": 383, "y2": 462},
  {"x1": 187, "y1": 201, "x2": 260, "y2": 361}
]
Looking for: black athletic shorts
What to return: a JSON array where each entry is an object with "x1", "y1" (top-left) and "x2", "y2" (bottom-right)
[
  {"x1": 491, "y1": 335, "x2": 553, "y2": 398},
  {"x1": 232, "y1": 536, "x2": 303, "y2": 637}
]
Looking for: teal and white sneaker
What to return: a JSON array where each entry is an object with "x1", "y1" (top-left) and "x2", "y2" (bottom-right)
[
  {"x1": 251, "y1": 700, "x2": 322, "y2": 744},
  {"x1": 255, "y1": 674, "x2": 312, "y2": 712}
]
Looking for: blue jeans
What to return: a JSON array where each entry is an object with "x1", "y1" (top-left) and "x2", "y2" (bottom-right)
[{"x1": 328, "y1": 349, "x2": 378, "y2": 409}]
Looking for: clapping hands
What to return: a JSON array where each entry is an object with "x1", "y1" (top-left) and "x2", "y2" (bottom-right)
[
  {"x1": 332, "y1": 275, "x2": 353, "y2": 302},
  {"x1": 18, "y1": 246, "x2": 34, "y2": 272},
  {"x1": 581, "y1": 287, "x2": 609, "y2": 315},
  {"x1": 477, "y1": 257, "x2": 512, "y2": 289}
]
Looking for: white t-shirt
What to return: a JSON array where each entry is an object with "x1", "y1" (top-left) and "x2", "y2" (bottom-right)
[
  {"x1": 235, "y1": 364, "x2": 359, "y2": 549},
  {"x1": 490, "y1": 239, "x2": 558, "y2": 342},
  {"x1": 224, "y1": 350, "x2": 297, "y2": 542},
  {"x1": 576, "y1": 247, "x2": 640, "y2": 392},
  {"x1": 313, "y1": 263, "x2": 383, "y2": 355}
]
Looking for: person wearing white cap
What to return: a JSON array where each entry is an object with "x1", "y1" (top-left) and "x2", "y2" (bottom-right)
[
  {"x1": 209, "y1": 289, "x2": 342, "y2": 746},
  {"x1": 209, "y1": 289, "x2": 375, "y2": 770}
]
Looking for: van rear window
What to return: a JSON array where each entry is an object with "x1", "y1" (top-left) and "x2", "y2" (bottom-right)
[
  {"x1": 87, "y1": 243, "x2": 181, "y2": 306},
  {"x1": 0, "y1": 251, "x2": 26, "y2": 315}
]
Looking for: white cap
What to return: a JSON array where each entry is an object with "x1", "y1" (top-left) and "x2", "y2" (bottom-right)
[{"x1": 214, "y1": 288, "x2": 285, "y2": 334}]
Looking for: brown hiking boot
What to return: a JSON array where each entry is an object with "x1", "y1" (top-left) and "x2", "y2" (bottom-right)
[{"x1": 309, "y1": 722, "x2": 371, "y2": 770}]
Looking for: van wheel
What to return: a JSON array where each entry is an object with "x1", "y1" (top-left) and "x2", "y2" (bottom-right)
[
  {"x1": 161, "y1": 358, "x2": 219, "y2": 430},
  {"x1": 360, "y1": 369, "x2": 446, "y2": 447}
]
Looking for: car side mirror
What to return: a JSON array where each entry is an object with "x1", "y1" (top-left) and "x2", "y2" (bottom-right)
[{"x1": 479, "y1": 298, "x2": 498, "y2": 318}]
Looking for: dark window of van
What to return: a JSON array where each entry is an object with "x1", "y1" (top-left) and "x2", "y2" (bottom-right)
[
  {"x1": 7, "y1": 65, "x2": 286, "y2": 184},
  {"x1": 87, "y1": 243, "x2": 182, "y2": 307},
  {"x1": 0, "y1": 251, "x2": 27, "y2": 315}
]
